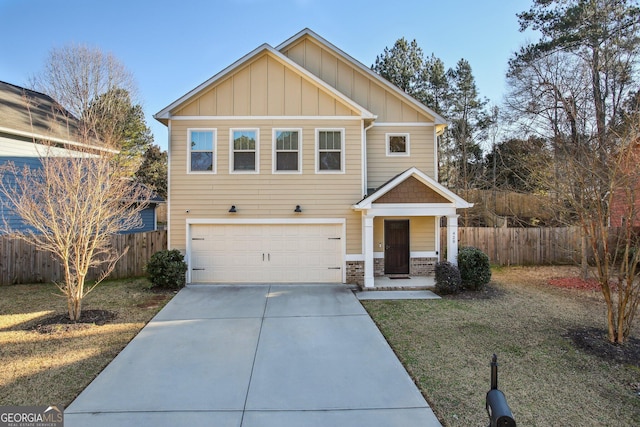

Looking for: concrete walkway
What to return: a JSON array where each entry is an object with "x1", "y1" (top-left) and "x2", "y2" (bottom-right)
[{"x1": 65, "y1": 284, "x2": 441, "y2": 427}]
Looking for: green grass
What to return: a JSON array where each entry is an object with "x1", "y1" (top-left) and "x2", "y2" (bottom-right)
[{"x1": 363, "y1": 266, "x2": 640, "y2": 427}]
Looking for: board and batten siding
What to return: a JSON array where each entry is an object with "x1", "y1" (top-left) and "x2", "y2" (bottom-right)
[
  {"x1": 280, "y1": 37, "x2": 433, "y2": 124},
  {"x1": 168, "y1": 118, "x2": 364, "y2": 254},
  {"x1": 174, "y1": 53, "x2": 360, "y2": 118},
  {"x1": 374, "y1": 217, "x2": 436, "y2": 252},
  {"x1": 366, "y1": 125, "x2": 436, "y2": 189}
]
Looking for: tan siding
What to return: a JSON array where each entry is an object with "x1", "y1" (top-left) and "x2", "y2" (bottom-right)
[
  {"x1": 318, "y1": 91, "x2": 335, "y2": 115},
  {"x1": 385, "y1": 93, "x2": 403, "y2": 122},
  {"x1": 216, "y1": 78, "x2": 233, "y2": 115},
  {"x1": 233, "y1": 66, "x2": 251, "y2": 115},
  {"x1": 321, "y1": 48, "x2": 337, "y2": 87},
  {"x1": 169, "y1": 119, "x2": 363, "y2": 255},
  {"x1": 366, "y1": 125, "x2": 436, "y2": 189},
  {"x1": 200, "y1": 88, "x2": 217, "y2": 115},
  {"x1": 250, "y1": 57, "x2": 268, "y2": 115},
  {"x1": 336, "y1": 60, "x2": 353, "y2": 98},
  {"x1": 300, "y1": 80, "x2": 318, "y2": 115},
  {"x1": 284, "y1": 67, "x2": 302, "y2": 115},
  {"x1": 267, "y1": 56, "x2": 285, "y2": 115},
  {"x1": 178, "y1": 99, "x2": 199, "y2": 116},
  {"x1": 281, "y1": 35, "x2": 436, "y2": 123},
  {"x1": 374, "y1": 217, "x2": 435, "y2": 251},
  {"x1": 304, "y1": 40, "x2": 322, "y2": 76},
  {"x1": 286, "y1": 40, "x2": 306, "y2": 65},
  {"x1": 171, "y1": 51, "x2": 358, "y2": 119}
]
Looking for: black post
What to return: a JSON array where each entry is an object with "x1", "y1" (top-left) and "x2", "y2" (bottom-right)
[
  {"x1": 490, "y1": 353, "x2": 498, "y2": 390},
  {"x1": 486, "y1": 354, "x2": 516, "y2": 427}
]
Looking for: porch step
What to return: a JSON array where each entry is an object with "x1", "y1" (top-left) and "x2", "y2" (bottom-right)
[{"x1": 355, "y1": 290, "x2": 441, "y2": 300}]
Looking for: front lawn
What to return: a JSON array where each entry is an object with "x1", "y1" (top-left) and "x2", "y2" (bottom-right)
[
  {"x1": 0, "y1": 278, "x2": 173, "y2": 407},
  {"x1": 363, "y1": 266, "x2": 640, "y2": 427}
]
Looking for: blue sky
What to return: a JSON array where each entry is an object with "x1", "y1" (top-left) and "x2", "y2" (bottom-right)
[{"x1": 0, "y1": 0, "x2": 535, "y2": 150}]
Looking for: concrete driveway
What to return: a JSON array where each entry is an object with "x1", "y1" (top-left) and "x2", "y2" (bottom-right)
[{"x1": 65, "y1": 284, "x2": 442, "y2": 426}]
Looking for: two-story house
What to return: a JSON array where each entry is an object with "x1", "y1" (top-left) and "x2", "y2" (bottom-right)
[{"x1": 154, "y1": 29, "x2": 471, "y2": 287}]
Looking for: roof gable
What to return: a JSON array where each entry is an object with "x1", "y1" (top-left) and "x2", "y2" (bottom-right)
[
  {"x1": 277, "y1": 29, "x2": 447, "y2": 127},
  {"x1": 354, "y1": 167, "x2": 472, "y2": 209},
  {"x1": 155, "y1": 44, "x2": 375, "y2": 122}
]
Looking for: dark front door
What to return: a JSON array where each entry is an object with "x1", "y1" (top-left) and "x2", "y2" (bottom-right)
[{"x1": 384, "y1": 220, "x2": 410, "y2": 274}]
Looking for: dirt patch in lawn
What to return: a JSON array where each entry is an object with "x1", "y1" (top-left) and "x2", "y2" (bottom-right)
[{"x1": 28, "y1": 309, "x2": 117, "y2": 334}]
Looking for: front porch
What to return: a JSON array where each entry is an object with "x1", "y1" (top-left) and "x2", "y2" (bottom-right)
[{"x1": 372, "y1": 275, "x2": 435, "y2": 290}]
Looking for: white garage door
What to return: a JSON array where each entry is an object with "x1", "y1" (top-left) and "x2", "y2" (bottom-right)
[{"x1": 189, "y1": 223, "x2": 343, "y2": 283}]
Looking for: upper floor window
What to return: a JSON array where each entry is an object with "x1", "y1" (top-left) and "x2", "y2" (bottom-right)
[
  {"x1": 274, "y1": 129, "x2": 301, "y2": 173},
  {"x1": 316, "y1": 129, "x2": 344, "y2": 173},
  {"x1": 189, "y1": 129, "x2": 216, "y2": 173},
  {"x1": 231, "y1": 129, "x2": 259, "y2": 173},
  {"x1": 386, "y1": 133, "x2": 410, "y2": 156}
]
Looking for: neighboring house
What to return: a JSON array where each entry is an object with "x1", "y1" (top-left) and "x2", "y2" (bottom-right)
[
  {"x1": 0, "y1": 80, "x2": 160, "y2": 234},
  {"x1": 154, "y1": 29, "x2": 472, "y2": 287}
]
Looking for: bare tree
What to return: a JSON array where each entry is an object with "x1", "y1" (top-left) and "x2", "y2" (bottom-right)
[
  {"x1": 29, "y1": 43, "x2": 138, "y2": 151},
  {"x1": 0, "y1": 140, "x2": 150, "y2": 321}
]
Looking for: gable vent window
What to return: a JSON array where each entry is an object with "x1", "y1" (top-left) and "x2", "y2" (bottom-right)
[
  {"x1": 316, "y1": 129, "x2": 344, "y2": 173},
  {"x1": 274, "y1": 129, "x2": 301, "y2": 172},
  {"x1": 189, "y1": 129, "x2": 216, "y2": 173},
  {"x1": 386, "y1": 133, "x2": 410, "y2": 156},
  {"x1": 231, "y1": 129, "x2": 259, "y2": 173}
]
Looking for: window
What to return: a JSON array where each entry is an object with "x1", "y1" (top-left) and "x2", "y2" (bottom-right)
[
  {"x1": 386, "y1": 133, "x2": 410, "y2": 156},
  {"x1": 231, "y1": 129, "x2": 258, "y2": 173},
  {"x1": 274, "y1": 129, "x2": 301, "y2": 173},
  {"x1": 189, "y1": 129, "x2": 215, "y2": 172},
  {"x1": 316, "y1": 129, "x2": 344, "y2": 172}
]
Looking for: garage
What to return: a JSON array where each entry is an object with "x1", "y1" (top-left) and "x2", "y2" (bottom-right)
[{"x1": 188, "y1": 223, "x2": 344, "y2": 283}]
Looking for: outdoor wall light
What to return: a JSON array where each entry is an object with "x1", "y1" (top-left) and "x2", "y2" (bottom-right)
[
  {"x1": 229, "y1": 205, "x2": 237, "y2": 213},
  {"x1": 294, "y1": 205, "x2": 302, "y2": 213}
]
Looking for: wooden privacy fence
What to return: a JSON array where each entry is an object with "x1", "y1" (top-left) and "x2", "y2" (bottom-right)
[
  {"x1": 0, "y1": 230, "x2": 167, "y2": 285},
  {"x1": 441, "y1": 226, "x2": 584, "y2": 266}
]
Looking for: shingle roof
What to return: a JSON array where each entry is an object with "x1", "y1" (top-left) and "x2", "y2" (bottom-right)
[{"x1": 0, "y1": 80, "x2": 82, "y2": 143}]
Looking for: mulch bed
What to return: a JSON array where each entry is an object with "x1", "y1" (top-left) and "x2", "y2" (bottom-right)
[
  {"x1": 29, "y1": 309, "x2": 117, "y2": 334},
  {"x1": 564, "y1": 326, "x2": 640, "y2": 369},
  {"x1": 442, "y1": 284, "x2": 505, "y2": 300}
]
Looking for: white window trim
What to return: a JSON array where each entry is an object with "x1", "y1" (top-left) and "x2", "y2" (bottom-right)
[
  {"x1": 229, "y1": 128, "x2": 260, "y2": 174},
  {"x1": 315, "y1": 128, "x2": 345, "y2": 174},
  {"x1": 272, "y1": 128, "x2": 303, "y2": 174},
  {"x1": 187, "y1": 128, "x2": 217, "y2": 174},
  {"x1": 386, "y1": 132, "x2": 410, "y2": 157}
]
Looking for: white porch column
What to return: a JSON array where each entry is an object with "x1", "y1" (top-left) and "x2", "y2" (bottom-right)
[
  {"x1": 363, "y1": 214, "x2": 375, "y2": 288},
  {"x1": 447, "y1": 214, "x2": 460, "y2": 265}
]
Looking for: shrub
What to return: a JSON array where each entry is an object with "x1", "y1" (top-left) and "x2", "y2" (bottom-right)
[
  {"x1": 434, "y1": 261, "x2": 462, "y2": 295},
  {"x1": 146, "y1": 249, "x2": 188, "y2": 290},
  {"x1": 458, "y1": 246, "x2": 492, "y2": 291}
]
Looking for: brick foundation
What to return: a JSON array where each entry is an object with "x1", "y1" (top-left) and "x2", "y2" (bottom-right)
[
  {"x1": 346, "y1": 257, "x2": 438, "y2": 286},
  {"x1": 345, "y1": 261, "x2": 364, "y2": 286},
  {"x1": 410, "y1": 257, "x2": 437, "y2": 275}
]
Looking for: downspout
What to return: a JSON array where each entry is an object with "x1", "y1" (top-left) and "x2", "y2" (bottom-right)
[{"x1": 362, "y1": 120, "x2": 375, "y2": 197}]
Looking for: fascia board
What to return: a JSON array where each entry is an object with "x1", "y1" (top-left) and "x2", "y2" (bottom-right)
[{"x1": 277, "y1": 28, "x2": 448, "y2": 125}]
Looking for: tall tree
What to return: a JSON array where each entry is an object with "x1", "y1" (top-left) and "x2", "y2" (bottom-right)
[
  {"x1": 448, "y1": 59, "x2": 491, "y2": 195},
  {"x1": 508, "y1": 0, "x2": 640, "y2": 343},
  {"x1": 372, "y1": 38, "x2": 427, "y2": 103},
  {"x1": 86, "y1": 88, "x2": 154, "y2": 167},
  {"x1": 135, "y1": 145, "x2": 168, "y2": 199},
  {"x1": 30, "y1": 43, "x2": 137, "y2": 144}
]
